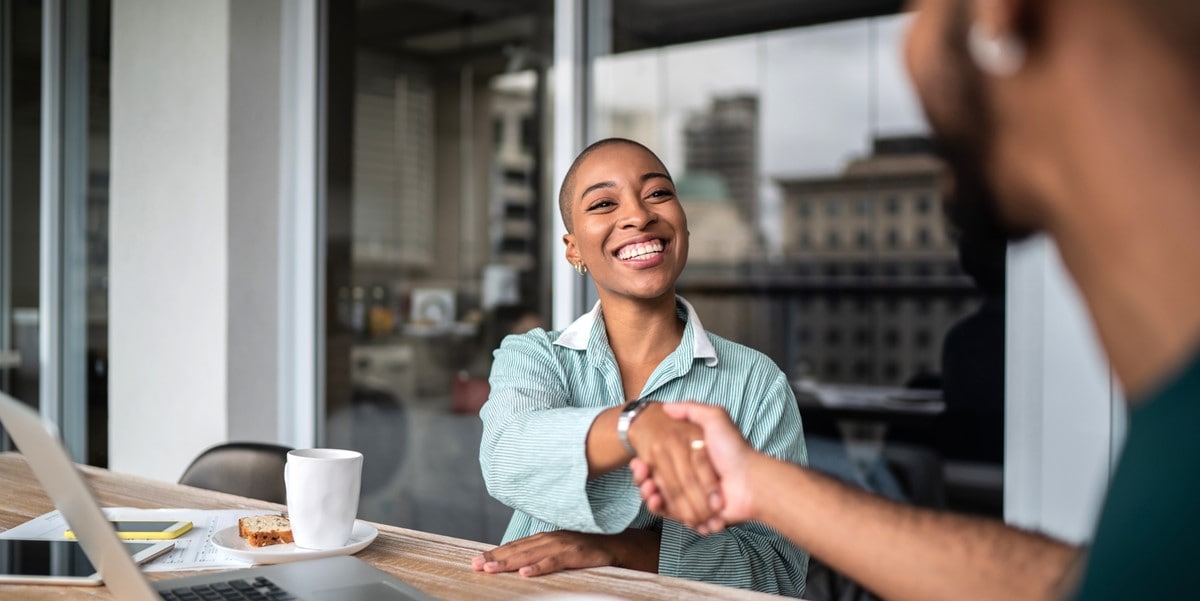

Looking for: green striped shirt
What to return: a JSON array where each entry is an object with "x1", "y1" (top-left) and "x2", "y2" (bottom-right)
[{"x1": 480, "y1": 296, "x2": 809, "y2": 596}]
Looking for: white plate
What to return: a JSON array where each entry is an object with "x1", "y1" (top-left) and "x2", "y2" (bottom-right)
[{"x1": 211, "y1": 520, "x2": 378, "y2": 565}]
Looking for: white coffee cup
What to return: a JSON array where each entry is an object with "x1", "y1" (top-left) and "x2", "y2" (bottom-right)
[{"x1": 284, "y1": 448, "x2": 363, "y2": 550}]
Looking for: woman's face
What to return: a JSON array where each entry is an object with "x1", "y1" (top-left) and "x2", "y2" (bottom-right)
[{"x1": 563, "y1": 143, "x2": 689, "y2": 304}]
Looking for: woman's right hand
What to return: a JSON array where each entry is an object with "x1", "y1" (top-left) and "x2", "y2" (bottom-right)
[
  {"x1": 632, "y1": 403, "x2": 760, "y2": 530},
  {"x1": 627, "y1": 402, "x2": 725, "y2": 531}
]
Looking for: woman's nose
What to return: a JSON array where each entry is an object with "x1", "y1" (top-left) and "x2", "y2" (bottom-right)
[{"x1": 619, "y1": 198, "x2": 656, "y2": 229}]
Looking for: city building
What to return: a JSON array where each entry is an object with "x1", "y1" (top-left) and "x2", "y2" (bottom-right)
[
  {"x1": 684, "y1": 95, "x2": 762, "y2": 248},
  {"x1": 775, "y1": 136, "x2": 974, "y2": 385}
]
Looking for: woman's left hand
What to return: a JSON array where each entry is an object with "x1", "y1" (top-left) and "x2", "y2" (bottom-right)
[{"x1": 471, "y1": 529, "x2": 660, "y2": 577}]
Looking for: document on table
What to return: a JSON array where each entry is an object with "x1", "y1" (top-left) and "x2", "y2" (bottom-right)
[{"x1": 0, "y1": 507, "x2": 270, "y2": 571}]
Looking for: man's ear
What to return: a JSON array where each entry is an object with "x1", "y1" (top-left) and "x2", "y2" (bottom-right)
[{"x1": 563, "y1": 233, "x2": 581, "y2": 265}]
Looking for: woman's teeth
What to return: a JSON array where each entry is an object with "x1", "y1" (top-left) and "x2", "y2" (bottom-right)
[{"x1": 617, "y1": 239, "x2": 664, "y2": 260}]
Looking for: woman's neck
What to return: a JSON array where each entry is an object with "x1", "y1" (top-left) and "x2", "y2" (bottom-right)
[{"x1": 599, "y1": 292, "x2": 685, "y2": 367}]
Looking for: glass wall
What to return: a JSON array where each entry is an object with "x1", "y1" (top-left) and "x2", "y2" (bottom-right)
[
  {"x1": 0, "y1": 0, "x2": 110, "y2": 467},
  {"x1": 318, "y1": 0, "x2": 1003, "y2": 554},
  {"x1": 322, "y1": 0, "x2": 553, "y2": 544},
  {"x1": 593, "y1": 9, "x2": 1005, "y2": 519}
]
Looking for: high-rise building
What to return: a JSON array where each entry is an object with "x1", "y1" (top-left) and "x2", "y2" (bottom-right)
[{"x1": 684, "y1": 95, "x2": 760, "y2": 241}]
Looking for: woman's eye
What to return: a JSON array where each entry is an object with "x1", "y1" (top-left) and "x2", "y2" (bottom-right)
[
  {"x1": 648, "y1": 189, "x2": 674, "y2": 200},
  {"x1": 587, "y1": 200, "x2": 615, "y2": 211}
]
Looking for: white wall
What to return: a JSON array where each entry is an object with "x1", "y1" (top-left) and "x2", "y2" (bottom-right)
[
  {"x1": 110, "y1": 0, "x2": 292, "y2": 481},
  {"x1": 1005, "y1": 235, "x2": 1126, "y2": 543},
  {"x1": 226, "y1": 0, "x2": 282, "y2": 441},
  {"x1": 110, "y1": 0, "x2": 230, "y2": 482}
]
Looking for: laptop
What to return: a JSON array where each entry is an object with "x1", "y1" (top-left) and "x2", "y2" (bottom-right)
[{"x1": 0, "y1": 391, "x2": 434, "y2": 601}]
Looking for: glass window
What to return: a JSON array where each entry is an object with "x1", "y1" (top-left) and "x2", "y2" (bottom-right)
[
  {"x1": 916, "y1": 193, "x2": 933, "y2": 214},
  {"x1": 1, "y1": 0, "x2": 111, "y2": 467},
  {"x1": 856, "y1": 230, "x2": 870, "y2": 249},
  {"x1": 826, "y1": 198, "x2": 840, "y2": 216},
  {"x1": 321, "y1": 1, "x2": 552, "y2": 545},
  {"x1": 594, "y1": 6, "x2": 1006, "y2": 536}
]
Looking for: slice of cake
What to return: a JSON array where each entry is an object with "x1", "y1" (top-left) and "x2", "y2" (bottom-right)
[{"x1": 237, "y1": 515, "x2": 294, "y2": 547}]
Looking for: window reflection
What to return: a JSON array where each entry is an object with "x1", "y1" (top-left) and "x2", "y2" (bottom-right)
[
  {"x1": 324, "y1": 0, "x2": 552, "y2": 545},
  {"x1": 593, "y1": 12, "x2": 1006, "y2": 567}
]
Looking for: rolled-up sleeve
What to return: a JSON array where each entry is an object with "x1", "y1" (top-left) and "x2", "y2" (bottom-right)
[{"x1": 479, "y1": 332, "x2": 639, "y2": 533}]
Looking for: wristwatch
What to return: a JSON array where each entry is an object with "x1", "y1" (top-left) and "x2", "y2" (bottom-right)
[{"x1": 617, "y1": 399, "x2": 653, "y2": 458}]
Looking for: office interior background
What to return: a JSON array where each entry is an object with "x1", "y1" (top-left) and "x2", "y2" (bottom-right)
[{"x1": 1, "y1": 0, "x2": 1125, "y2": 584}]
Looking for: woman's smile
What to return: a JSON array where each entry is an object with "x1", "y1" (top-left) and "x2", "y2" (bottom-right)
[{"x1": 613, "y1": 237, "x2": 668, "y2": 267}]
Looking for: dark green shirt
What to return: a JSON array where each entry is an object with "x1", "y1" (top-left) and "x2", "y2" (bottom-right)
[{"x1": 1072, "y1": 354, "x2": 1200, "y2": 599}]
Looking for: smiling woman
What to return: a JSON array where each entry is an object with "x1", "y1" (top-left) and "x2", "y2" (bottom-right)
[{"x1": 475, "y1": 138, "x2": 811, "y2": 596}]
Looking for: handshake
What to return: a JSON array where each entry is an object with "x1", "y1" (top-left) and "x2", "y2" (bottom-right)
[{"x1": 626, "y1": 401, "x2": 766, "y2": 534}]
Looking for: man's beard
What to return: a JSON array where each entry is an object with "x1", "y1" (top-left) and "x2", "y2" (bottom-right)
[{"x1": 932, "y1": 4, "x2": 1037, "y2": 246}]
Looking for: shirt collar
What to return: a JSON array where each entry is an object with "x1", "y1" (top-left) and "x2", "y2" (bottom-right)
[{"x1": 554, "y1": 295, "x2": 719, "y2": 368}]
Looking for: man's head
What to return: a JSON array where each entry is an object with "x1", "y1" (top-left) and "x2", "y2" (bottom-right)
[{"x1": 904, "y1": 0, "x2": 1200, "y2": 242}]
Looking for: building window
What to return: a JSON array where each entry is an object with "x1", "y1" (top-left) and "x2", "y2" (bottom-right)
[
  {"x1": 826, "y1": 198, "x2": 840, "y2": 216},
  {"x1": 917, "y1": 227, "x2": 932, "y2": 248},
  {"x1": 825, "y1": 329, "x2": 842, "y2": 347},
  {"x1": 916, "y1": 194, "x2": 933, "y2": 214},
  {"x1": 915, "y1": 329, "x2": 932, "y2": 349},
  {"x1": 825, "y1": 360, "x2": 842, "y2": 379},
  {"x1": 883, "y1": 329, "x2": 900, "y2": 348},
  {"x1": 856, "y1": 197, "x2": 871, "y2": 216},
  {"x1": 886, "y1": 195, "x2": 901, "y2": 215},
  {"x1": 884, "y1": 362, "x2": 900, "y2": 380},
  {"x1": 855, "y1": 328, "x2": 871, "y2": 347},
  {"x1": 857, "y1": 230, "x2": 871, "y2": 249},
  {"x1": 853, "y1": 360, "x2": 871, "y2": 378}
]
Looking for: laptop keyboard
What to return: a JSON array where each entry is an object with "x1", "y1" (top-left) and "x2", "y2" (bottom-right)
[{"x1": 159, "y1": 576, "x2": 297, "y2": 601}]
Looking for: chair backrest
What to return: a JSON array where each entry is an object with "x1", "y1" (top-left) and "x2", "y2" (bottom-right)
[{"x1": 178, "y1": 442, "x2": 293, "y2": 504}]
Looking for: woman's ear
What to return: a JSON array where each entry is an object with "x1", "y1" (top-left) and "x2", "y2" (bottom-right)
[{"x1": 563, "y1": 233, "x2": 581, "y2": 265}]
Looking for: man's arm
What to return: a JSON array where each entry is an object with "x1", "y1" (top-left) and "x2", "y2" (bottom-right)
[{"x1": 633, "y1": 403, "x2": 1081, "y2": 601}]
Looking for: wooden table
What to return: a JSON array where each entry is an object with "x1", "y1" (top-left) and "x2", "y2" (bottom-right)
[{"x1": 0, "y1": 453, "x2": 780, "y2": 600}]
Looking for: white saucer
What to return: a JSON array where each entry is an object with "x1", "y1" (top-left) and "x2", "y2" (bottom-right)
[{"x1": 211, "y1": 520, "x2": 378, "y2": 565}]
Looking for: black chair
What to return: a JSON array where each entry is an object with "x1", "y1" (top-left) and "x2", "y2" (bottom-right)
[{"x1": 178, "y1": 442, "x2": 293, "y2": 504}]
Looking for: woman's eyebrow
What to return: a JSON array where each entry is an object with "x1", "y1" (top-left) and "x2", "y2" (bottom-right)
[
  {"x1": 641, "y1": 172, "x2": 672, "y2": 184},
  {"x1": 580, "y1": 180, "x2": 616, "y2": 198}
]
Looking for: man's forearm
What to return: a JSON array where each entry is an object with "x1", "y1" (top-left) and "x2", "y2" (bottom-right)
[{"x1": 748, "y1": 455, "x2": 1080, "y2": 601}]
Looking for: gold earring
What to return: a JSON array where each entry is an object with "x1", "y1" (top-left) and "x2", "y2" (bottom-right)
[{"x1": 574, "y1": 262, "x2": 588, "y2": 275}]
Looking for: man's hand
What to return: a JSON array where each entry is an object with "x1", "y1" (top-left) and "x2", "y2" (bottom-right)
[
  {"x1": 631, "y1": 402, "x2": 761, "y2": 531},
  {"x1": 470, "y1": 529, "x2": 660, "y2": 577},
  {"x1": 626, "y1": 402, "x2": 724, "y2": 529}
]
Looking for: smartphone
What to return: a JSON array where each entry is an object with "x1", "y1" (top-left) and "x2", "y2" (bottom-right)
[
  {"x1": 0, "y1": 538, "x2": 174, "y2": 585},
  {"x1": 65, "y1": 519, "x2": 193, "y2": 540}
]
